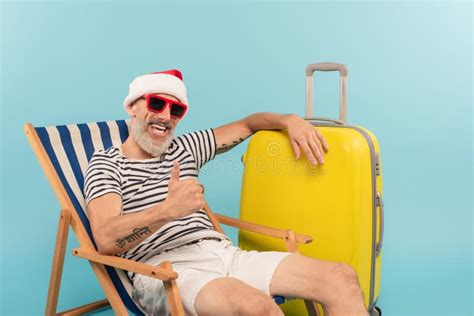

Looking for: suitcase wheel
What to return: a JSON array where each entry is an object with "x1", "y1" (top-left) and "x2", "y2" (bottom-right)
[{"x1": 370, "y1": 306, "x2": 382, "y2": 316}]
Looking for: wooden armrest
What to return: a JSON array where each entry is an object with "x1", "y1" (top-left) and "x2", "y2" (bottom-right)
[
  {"x1": 214, "y1": 213, "x2": 313, "y2": 244},
  {"x1": 72, "y1": 247, "x2": 178, "y2": 281}
]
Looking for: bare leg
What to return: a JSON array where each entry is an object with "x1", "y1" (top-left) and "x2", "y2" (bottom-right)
[
  {"x1": 269, "y1": 254, "x2": 368, "y2": 316},
  {"x1": 195, "y1": 277, "x2": 283, "y2": 316}
]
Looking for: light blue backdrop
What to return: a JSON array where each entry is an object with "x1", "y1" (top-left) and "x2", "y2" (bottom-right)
[{"x1": 1, "y1": 1, "x2": 472, "y2": 315}]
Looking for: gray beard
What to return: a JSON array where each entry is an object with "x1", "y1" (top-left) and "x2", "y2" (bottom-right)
[{"x1": 131, "y1": 119, "x2": 174, "y2": 157}]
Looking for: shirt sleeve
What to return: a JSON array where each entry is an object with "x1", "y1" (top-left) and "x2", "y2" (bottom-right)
[
  {"x1": 83, "y1": 153, "x2": 122, "y2": 205},
  {"x1": 174, "y1": 128, "x2": 217, "y2": 171}
]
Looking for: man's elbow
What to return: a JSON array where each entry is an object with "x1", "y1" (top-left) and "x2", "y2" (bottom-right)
[
  {"x1": 96, "y1": 242, "x2": 124, "y2": 256},
  {"x1": 96, "y1": 243, "x2": 114, "y2": 256},
  {"x1": 93, "y1": 233, "x2": 117, "y2": 256},
  {"x1": 242, "y1": 116, "x2": 257, "y2": 134}
]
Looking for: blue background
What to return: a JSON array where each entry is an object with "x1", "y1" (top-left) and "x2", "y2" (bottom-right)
[{"x1": 1, "y1": 1, "x2": 472, "y2": 315}]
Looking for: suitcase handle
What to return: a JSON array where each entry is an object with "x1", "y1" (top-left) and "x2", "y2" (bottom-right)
[
  {"x1": 305, "y1": 62, "x2": 348, "y2": 124},
  {"x1": 304, "y1": 117, "x2": 344, "y2": 125},
  {"x1": 375, "y1": 192, "x2": 384, "y2": 256}
]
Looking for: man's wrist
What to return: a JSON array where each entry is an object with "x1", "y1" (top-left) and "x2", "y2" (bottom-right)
[
  {"x1": 155, "y1": 200, "x2": 174, "y2": 223},
  {"x1": 282, "y1": 113, "x2": 298, "y2": 129}
]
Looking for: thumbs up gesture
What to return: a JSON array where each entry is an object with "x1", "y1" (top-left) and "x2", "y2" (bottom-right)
[
  {"x1": 169, "y1": 160, "x2": 182, "y2": 184},
  {"x1": 165, "y1": 161, "x2": 205, "y2": 219}
]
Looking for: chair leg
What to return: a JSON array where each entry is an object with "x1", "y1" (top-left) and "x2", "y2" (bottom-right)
[
  {"x1": 88, "y1": 262, "x2": 129, "y2": 315},
  {"x1": 45, "y1": 209, "x2": 71, "y2": 316},
  {"x1": 160, "y1": 261, "x2": 185, "y2": 316},
  {"x1": 46, "y1": 209, "x2": 126, "y2": 315},
  {"x1": 304, "y1": 300, "x2": 325, "y2": 316},
  {"x1": 57, "y1": 299, "x2": 110, "y2": 315}
]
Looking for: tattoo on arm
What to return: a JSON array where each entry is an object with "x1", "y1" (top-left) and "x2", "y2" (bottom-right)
[
  {"x1": 115, "y1": 226, "x2": 152, "y2": 248},
  {"x1": 216, "y1": 129, "x2": 256, "y2": 155},
  {"x1": 216, "y1": 136, "x2": 250, "y2": 154}
]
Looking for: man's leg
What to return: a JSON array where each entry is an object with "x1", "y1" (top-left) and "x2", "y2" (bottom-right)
[
  {"x1": 269, "y1": 254, "x2": 368, "y2": 316},
  {"x1": 195, "y1": 277, "x2": 283, "y2": 316}
]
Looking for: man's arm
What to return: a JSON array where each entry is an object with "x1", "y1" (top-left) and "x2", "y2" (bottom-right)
[
  {"x1": 88, "y1": 193, "x2": 170, "y2": 255},
  {"x1": 87, "y1": 161, "x2": 205, "y2": 255},
  {"x1": 213, "y1": 113, "x2": 328, "y2": 164}
]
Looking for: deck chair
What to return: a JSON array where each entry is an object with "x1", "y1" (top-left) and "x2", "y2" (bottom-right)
[{"x1": 24, "y1": 119, "x2": 316, "y2": 316}]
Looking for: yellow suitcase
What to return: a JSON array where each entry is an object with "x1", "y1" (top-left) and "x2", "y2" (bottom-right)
[{"x1": 239, "y1": 63, "x2": 383, "y2": 315}]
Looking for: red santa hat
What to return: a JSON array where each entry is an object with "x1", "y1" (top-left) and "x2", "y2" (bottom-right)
[{"x1": 123, "y1": 69, "x2": 188, "y2": 109}]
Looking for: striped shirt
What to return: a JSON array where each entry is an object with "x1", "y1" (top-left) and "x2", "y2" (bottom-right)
[{"x1": 83, "y1": 128, "x2": 228, "y2": 279}]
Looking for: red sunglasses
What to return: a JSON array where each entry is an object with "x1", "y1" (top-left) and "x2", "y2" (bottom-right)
[{"x1": 145, "y1": 94, "x2": 188, "y2": 119}]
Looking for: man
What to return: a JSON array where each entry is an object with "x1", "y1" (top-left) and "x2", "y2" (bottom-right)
[{"x1": 84, "y1": 69, "x2": 368, "y2": 316}]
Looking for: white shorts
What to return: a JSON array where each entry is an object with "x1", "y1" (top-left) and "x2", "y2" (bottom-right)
[{"x1": 132, "y1": 238, "x2": 291, "y2": 315}]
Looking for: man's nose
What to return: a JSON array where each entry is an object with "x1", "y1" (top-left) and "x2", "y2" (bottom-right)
[{"x1": 156, "y1": 104, "x2": 171, "y2": 121}]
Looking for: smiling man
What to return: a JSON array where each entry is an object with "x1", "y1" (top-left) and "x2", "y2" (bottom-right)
[{"x1": 84, "y1": 70, "x2": 367, "y2": 316}]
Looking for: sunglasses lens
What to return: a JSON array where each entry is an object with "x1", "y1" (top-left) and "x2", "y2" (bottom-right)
[
  {"x1": 149, "y1": 97, "x2": 166, "y2": 111},
  {"x1": 170, "y1": 104, "x2": 186, "y2": 118}
]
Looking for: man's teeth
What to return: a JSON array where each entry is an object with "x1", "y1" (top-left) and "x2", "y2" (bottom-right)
[{"x1": 150, "y1": 123, "x2": 167, "y2": 131}]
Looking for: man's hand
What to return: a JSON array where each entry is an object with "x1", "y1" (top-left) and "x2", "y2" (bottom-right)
[
  {"x1": 165, "y1": 161, "x2": 205, "y2": 219},
  {"x1": 285, "y1": 114, "x2": 329, "y2": 165}
]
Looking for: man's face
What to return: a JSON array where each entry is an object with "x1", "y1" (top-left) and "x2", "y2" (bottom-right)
[{"x1": 129, "y1": 93, "x2": 181, "y2": 157}]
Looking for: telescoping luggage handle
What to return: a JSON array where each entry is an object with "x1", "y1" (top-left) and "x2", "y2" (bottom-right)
[{"x1": 305, "y1": 62, "x2": 348, "y2": 125}]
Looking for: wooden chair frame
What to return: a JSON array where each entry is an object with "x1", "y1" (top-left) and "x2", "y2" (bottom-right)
[{"x1": 25, "y1": 122, "x2": 320, "y2": 316}]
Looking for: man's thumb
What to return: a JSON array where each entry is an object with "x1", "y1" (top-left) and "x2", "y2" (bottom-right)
[{"x1": 170, "y1": 161, "x2": 180, "y2": 184}]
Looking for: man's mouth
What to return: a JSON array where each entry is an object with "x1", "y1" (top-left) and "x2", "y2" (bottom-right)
[{"x1": 148, "y1": 122, "x2": 170, "y2": 137}]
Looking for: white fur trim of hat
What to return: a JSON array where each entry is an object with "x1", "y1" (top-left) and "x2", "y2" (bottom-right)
[{"x1": 123, "y1": 69, "x2": 188, "y2": 109}]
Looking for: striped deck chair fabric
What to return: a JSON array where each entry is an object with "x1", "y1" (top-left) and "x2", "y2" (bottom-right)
[{"x1": 35, "y1": 119, "x2": 146, "y2": 315}]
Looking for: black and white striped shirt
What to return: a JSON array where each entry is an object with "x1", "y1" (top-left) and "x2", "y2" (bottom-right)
[{"x1": 84, "y1": 128, "x2": 228, "y2": 277}]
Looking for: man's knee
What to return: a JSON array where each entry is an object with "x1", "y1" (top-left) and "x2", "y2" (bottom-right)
[
  {"x1": 329, "y1": 263, "x2": 363, "y2": 299},
  {"x1": 237, "y1": 293, "x2": 283, "y2": 316},
  {"x1": 333, "y1": 263, "x2": 360, "y2": 286}
]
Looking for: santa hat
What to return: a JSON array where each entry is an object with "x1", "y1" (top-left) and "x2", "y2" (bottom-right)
[{"x1": 123, "y1": 69, "x2": 188, "y2": 109}]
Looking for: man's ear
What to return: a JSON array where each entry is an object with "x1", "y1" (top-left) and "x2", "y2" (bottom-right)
[{"x1": 125, "y1": 102, "x2": 137, "y2": 117}]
